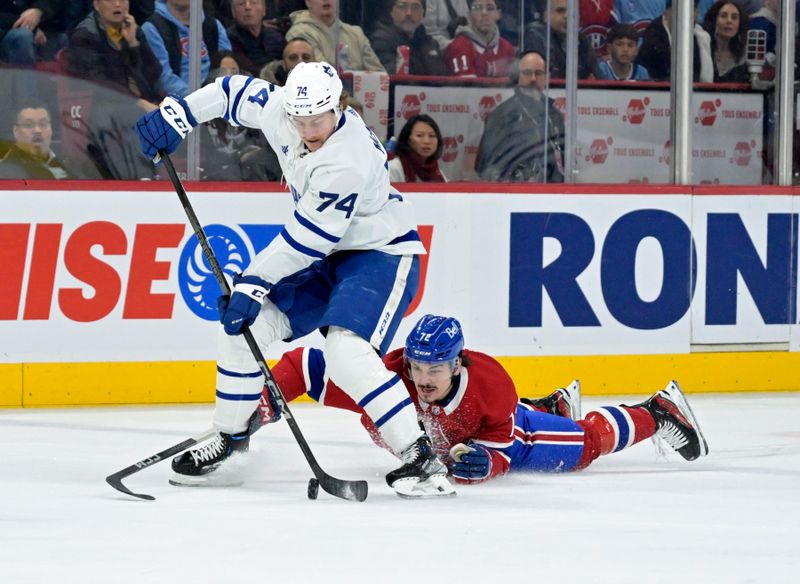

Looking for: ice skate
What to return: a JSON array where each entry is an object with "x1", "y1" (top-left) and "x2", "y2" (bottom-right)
[
  {"x1": 386, "y1": 435, "x2": 456, "y2": 498},
  {"x1": 635, "y1": 381, "x2": 709, "y2": 461},
  {"x1": 169, "y1": 429, "x2": 250, "y2": 487},
  {"x1": 521, "y1": 380, "x2": 581, "y2": 420}
]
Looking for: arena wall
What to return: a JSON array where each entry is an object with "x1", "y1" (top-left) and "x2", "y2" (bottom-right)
[{"x1": 2, "y1": 181, "x2": 799, "y2": 406}]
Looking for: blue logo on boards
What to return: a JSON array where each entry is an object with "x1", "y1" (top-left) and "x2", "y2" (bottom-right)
[{"x1": 177, "y1": 224, "x2": 282, "y2": 320}]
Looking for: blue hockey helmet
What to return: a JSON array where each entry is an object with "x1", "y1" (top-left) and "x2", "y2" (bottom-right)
[{"x1": 405, "y1": 314, "x2": 464, "y2": 364}]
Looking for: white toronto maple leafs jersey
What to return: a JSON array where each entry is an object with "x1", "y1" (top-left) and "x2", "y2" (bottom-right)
[{"x1": 183, "y1": 75, "x2": 426, "y2": 285}]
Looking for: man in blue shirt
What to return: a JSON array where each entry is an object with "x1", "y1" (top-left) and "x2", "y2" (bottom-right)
[{"x1": 142, "y1": 0, "x2": 232, "y2": 97}]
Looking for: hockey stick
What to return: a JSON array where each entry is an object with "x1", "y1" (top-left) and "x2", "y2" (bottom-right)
[
  {"x1": 157, "y1": 151, "x2": 368, "y2": 502},
  {"x1": 106, "y1": 428, "x2": 216, "y2": 500}
]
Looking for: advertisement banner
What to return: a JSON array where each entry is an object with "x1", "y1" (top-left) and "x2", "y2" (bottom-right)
[
  {"x1": 393, "y1": 86, "x2": 763, "y2": 184},
  {"x1": 352, "y1": 71, "x2": 390, "y2": 141},
  {"x1": 1, "y1": 188, "x2": 796, "y2": 363}
]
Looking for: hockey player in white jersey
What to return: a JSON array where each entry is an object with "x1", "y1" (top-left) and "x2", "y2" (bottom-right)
[{"x1": 135, "y1": 62, "x2": 455, "y2": 498}]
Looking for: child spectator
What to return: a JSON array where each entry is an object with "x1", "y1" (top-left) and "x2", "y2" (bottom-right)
[
  {"x1": 388, "y1": 114, "x2": 447, "y2": 183},
  {"x1": 597, "y1": 23, "x2": 650, "y2": 80},
  {"x1": 444, "y1": 0, "x2": 515, "y2": 77}
]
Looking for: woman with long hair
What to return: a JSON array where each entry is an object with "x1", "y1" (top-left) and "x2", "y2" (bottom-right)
[
  {"x1": 388, "y1": 114, "x2": 447, "y2": 183},
  {"x1": 702, "y1": 0, "x2": 749, "y2": 83}
]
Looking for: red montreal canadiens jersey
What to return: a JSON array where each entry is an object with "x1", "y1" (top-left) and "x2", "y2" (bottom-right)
[
  {"x1": 443, "y1": 35, "x2": 516, "y2": 77},
  {"x1": 272, "y1": 347, "x2": 521, "y2": 479}
]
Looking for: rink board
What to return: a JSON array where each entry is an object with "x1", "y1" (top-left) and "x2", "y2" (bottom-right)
[{"x1": 1, "y1": 182, "x2": 800, "y2": 405}]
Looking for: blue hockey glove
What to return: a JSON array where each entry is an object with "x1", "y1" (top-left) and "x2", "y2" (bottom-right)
[
  {"x1": 449, "y1": 442, "x2": 493, "y2": 483},
  {"x1": 218, "y1": 273, "x2": 271, "y2": 335},
  {"x1": 135, "y1": 95, "x2": 197, "y2": 161}
]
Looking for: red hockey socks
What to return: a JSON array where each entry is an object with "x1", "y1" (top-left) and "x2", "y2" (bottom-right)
[{"x1": 575, "y1": 405, "x2": 656, "y2": 469}]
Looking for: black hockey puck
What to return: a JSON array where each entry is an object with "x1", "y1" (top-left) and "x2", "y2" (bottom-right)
[{"x1": 307, "y1": 478, "x2": 319, "y2": 500}]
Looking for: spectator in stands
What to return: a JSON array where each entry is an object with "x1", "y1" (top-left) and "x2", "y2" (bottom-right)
[
  {"x1": 702, "y1": 0, "x2": 749, "y2": 83},
  {"x1": 696, "y1": 0, "x2": 760, "y2": 23},
  {"x1": 638, "y1": 0, "x2": 713, "y2": 83},
  {"x1": 142, "y1": 0, "x2": 232, "y2": 97},
  {"x1": 523, "y1": 0, "x2": 599, "y2": 80},
  {"x1": 68, "y1": 0, "x2": 163, "y2": 108},
  {"x1": 596, "y1": 23, "x2": 650, "y2": 81},
  {"x1": 573, "y1": 0, "x2": 617, "y2": 59},
  {"x1": 259, "y1": 36, "x2": 314, "y2": 84},
  {"x1": 494, "y1": 0, "x2": 532, "y2": 47},
  {"x1": 444, "y1": 0, "x2": 514, "y2": 77},
  {"x1": 370, "y1": 0, "x2": 447, "y2": 76},
  {"x1": 423, "y1": 0, "x2": 468, "y2": 50},
  {"x1": 388, "y1": 113, "x2": 447, "y2": 183},
  {"x1": 0, "y1": 0, "x2": 67, "y2": 67},
  {"x1": 227, "y1": 0, "x2": 284, "y2": 76},
  {"x1": 285, "y1": 0, "x2": 384, "y2": 72},
  {"x1": 200, "y1": 54, "x2": 282, "y2": 181},
  {"x1": 0, "y1": 101, "x2": 72, "y2": 179},
  {"x1": 475, "y1": 51, "x2": 565, "y2": 183},
  {"x1": 614, "y1": 0, "x2": 665, "y2": 30}
]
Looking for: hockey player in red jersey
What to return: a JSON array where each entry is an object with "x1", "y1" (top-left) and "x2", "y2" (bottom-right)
[{"x1": 259, "y1": 314, "x2": 709, "y2": 484}]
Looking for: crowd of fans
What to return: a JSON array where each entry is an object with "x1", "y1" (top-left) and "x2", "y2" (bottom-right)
[{"x1": 0, "y1": 0, "x2": 797, "y2": 182}]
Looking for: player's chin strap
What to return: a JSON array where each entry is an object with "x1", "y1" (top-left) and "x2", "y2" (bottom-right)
[{"x1": 104, "y1": 152, "x2": 368, "y2": 503}]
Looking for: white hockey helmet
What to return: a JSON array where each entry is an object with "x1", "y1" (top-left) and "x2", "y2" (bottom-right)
[{"x1": 283, "y1": 61, "x2": 343, "y2": 118}]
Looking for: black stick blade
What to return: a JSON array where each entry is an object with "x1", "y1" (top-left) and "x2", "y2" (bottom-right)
[
  {"x1": 105, "y1": 473, "x2": 156, "y2": 501},
  {"x1": 318, "y1": 476, "x2": 369, "y2": 502},
  {"x1": 105, "y1": 429, "x2": 216, "y2": 501}
]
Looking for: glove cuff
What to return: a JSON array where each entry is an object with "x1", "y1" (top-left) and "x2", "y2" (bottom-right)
[
  {"x1": 233, "y1": 274, "x2": 270, "y2": 304},
  {"x1": 160, "y1": 95, "x2": 197, "y2": 137}
]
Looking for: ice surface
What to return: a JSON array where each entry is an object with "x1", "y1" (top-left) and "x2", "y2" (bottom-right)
[{"x1": 1, "y1": 393, "x2": 799, "y2": 583}]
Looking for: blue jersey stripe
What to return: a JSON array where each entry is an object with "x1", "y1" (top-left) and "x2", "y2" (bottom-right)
[
  {"x1": 231, "y1": 76, "x2": 255, "y2": 126},
  {"x1": 375, "y1": 397, "x2": 413, "y2": 428},
  {"x1": 217, "y1": 366, "x2": 262, "y2": 378},
  {"x1": 603, "y1": 406, "x2": 630, "y2": 452},
  {"x1": 216, "y1": 389, "x2": 262, "y2": 401},
  {"x1": 357, "y1": 375, "x2": 400, "y2": 408},
  {"x1": 306, "y1": 348, "x2": 326, "y2": 402},
  {"x1": 221, "y1": 76, "x2": 232, "y2": 121},
  {"x1": 294, "y1": 211, "x2": 340, "y2": 243},
  {"x1": 388, "y1": 230, "x2": 421, "y2": 246},
  {"x1": 280, "y1": 229, "x2": 326, "y2": 258}
]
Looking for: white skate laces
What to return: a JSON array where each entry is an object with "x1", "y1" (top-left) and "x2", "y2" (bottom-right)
[{"x1": 190, "y1": 434, "x2": 227, "y2": 466}]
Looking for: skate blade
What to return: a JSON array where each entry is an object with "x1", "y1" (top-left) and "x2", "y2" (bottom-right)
[
  {"x1": 169, "y1": 472, "x2": 245, "y2": 487},
  {"x1": 565, "y1": 379, "x2": 582, "y2": 420},
  {"x1": 168, "y1": 452, "x2": 249, "y2": 487},
  {"x1": 664, "y1": 381, "x2": 709, "y2": 457},
  {"x1": 392, "y1": 473, "x2": 457, "y2": 499}
]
